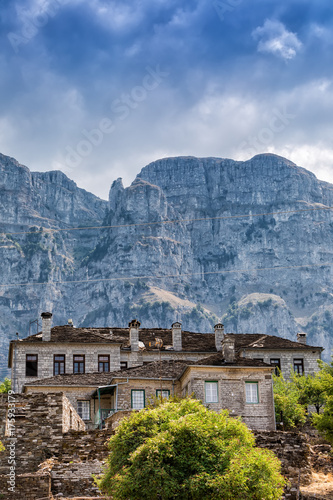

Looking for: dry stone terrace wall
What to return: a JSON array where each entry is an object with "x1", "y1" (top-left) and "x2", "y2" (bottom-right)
[
  {"x1": 0, "y1": 391, "x2": 317, "y2": 500},
  {"x1": 0, "y1": 393, "x2": 85, "y2": 473},
  {"x1": 254, "y1": 430, "x2": 312, "y2": 495}
]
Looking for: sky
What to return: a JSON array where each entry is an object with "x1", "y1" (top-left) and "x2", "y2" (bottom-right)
[{"x1": 0, "y1": 0, "x2": 333, "y2": 199}]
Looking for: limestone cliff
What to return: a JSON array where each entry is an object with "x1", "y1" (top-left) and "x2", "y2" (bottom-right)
[{"x1": 0, "y1": 152, "x2": 332, "y2": 377}]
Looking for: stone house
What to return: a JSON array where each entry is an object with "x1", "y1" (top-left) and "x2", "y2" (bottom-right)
[
  {"x1": 24, "y1": 344, "x2": 276, "y2": 431},
  {"x1": 9, "y1": 313, "x2": 323, "y2": 393},
  {"x1": 8, "y1": 312, "x2": 323, "y2": 431}
]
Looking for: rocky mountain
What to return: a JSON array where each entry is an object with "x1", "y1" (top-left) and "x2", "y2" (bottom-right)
[{"x1": 0, "y1": 152, "x2": 332, "y2": 377}]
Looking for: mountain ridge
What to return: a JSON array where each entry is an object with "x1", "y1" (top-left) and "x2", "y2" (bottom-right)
[{"x1": 0, "y1": 151, "x2": 332, "y2": 378}]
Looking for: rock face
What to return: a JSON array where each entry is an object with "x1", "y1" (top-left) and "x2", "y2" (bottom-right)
[{"x1": 0, "y1": 152, "x2": 332, "y2": 377}]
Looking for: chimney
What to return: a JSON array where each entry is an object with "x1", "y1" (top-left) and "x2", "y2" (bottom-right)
[
  {"x1": 41, "y1": 312, "x2": 52, "y2": 341},
  {"x1": 129, "y1": 319, "x2": 140, "y2": 352},
  {"x1": 172, "y1": 322, "x2": 182, "y2": 351},
  {"x1": 297, "y1": 333, "x2": 307, "y2": 345},
  {"x1": 222, "y1": 335, "x2": 235, "y2": 363},
  {"x1": 214, "y1": 323, "x2": 224, "y2": 351}
]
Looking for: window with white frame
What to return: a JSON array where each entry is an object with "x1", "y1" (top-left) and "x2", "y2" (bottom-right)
[
  {"x1": 131, "y1": 390, "x2": 145, "y2": 409},
  {"x1": 245, "y1": 382, "x2": 259, "y2": 404},
  {"x1": 156, "y1": 389, "x2": 170, "y2": 400},
  {"x1": 205, "y1": 381, "x2": 218, "y2": 403},
  {"x1": 77, "y1": 400, "x2": 90, "y2": 420}
]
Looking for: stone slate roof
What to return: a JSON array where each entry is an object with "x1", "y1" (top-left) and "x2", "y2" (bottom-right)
[
  {"x1": 194, "y1": 354, "x2": 273, "y2": 367},
  {"x1": 109, "y1": 360, "x2": 192, "y2": 380},
  {"x1": 15, "y1": 326, "x2": 217, "y2": 352},
  {"x1": 227, "y1": 333, "x2": 322, "y2": 351},
  {"x1": 12, "y1": 326, "x2": 322, "y2": 352},
  {"x1": 24, "y1": 371, "x2": 114, "y2": 387}
]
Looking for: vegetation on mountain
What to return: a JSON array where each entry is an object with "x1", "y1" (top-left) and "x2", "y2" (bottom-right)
[{"x1": 97, "y1": 398, "x2": 285, "y2": 500}]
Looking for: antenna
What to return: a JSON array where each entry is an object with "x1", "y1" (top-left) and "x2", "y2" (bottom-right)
[{"x1": 29, "y1": 318, "x2": 41, "y2": 336}]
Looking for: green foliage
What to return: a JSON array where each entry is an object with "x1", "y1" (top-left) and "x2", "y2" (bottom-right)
[
  {"x1": 0, "y1": 441, "x2": 4, "y2": 453},
  {"x1": 273, "y1": 373, "x2": 306, "y2": 429},
  {"x1": 310, "y1": 360, "x2": 333, "y2": 442},
  {"x1": 0, "y1": 378, "x2": 11, "y2": 393},
  {"x1": 96, "y1": 398, "x2": 285, "y2": 500},
  {"x1": 273, "y1": 360, "x2": 333, "y2": 439},
  {"x1": 312, "y1": 396, "x2": 333, "y2": 444}
]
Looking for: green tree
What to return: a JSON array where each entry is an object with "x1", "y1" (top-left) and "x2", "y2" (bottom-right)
[
  {"x1": 312, "y1": 396, "x2": 333, "y2": 444},
  {"x1": 310, "y1": 360, "x2": 333, "y2": 443},
  {"x1": 96, "y1": 398, "x2": 285, "y2": 500},
  {"x1": 0, "y1": 378, "x2": 11, "y2": 393},
  {"x1": 273, "y1": 372, "x2": 306, "y2": 429}
]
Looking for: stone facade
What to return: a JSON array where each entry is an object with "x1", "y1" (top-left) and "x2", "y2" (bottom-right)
[
  {"x1": 9, "y1": 315, "x2": 323, "y2": 395},
  {"x1": 180, "y1": 365, "x2": 275, "y2": 431},
  {"x1": 12, "y1": 341, "x2": 121, "y2": 393},
  {"x1": 244, "y1": 348, "x2": 321, "y2": 379}
]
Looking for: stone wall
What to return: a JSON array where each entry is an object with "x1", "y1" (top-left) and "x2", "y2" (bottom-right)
[
  {"x1": 245, "y1": 348, "x2": 322, "y2": 379},
  {"x1": 114, "y1": 377, "x2": 176, "y2": 411},
  {"x1": 254, "y1": 430, "x2": 312, "y2": 499},
  {"x1": 0, "y1": 393, "x2": 85, "y2": 473},
  {"x1": 0, "y1": 392, "x2": 316, "y2": 500},
  {"x1": 181, "y1": 366, "x2": 276, "y2": 431},
  {"x1": 3, "y1": 471, "x2": 51, "y2": 500},
  {"x1": 11, "y1": 341, "x2": 121, "y2": 392}
]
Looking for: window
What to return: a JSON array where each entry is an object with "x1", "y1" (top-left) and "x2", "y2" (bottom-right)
[
  {"x1": 205, "y1": 381, "x2": 218, "y2": 403},
  {"x1": 77, "y1": 400, "x2": 90, "y2": 420},
  {"x1": 120, "y1": 361, "x2": 128, "y2": 370},
  {"x1": 131, "y1": 390, "x2": 145, "y2": 409},
  {"x1": 26, "y1": 354, "x2": 38, "y2": 377},
  {"x1": 293, "y1": 358, "x2": 304, "y2": 375},
  {"x1": 54, "y1": 355, "x2": 65, "y2": 375},
  {"x1": 270, "y1": 358, "x2": 281, "y2": 376},
  {"x1": 245, "y1": 382, "x2": 259, "y2": 404},
  {"x1": 98, "y1": 355, "x2": 110, "y2": 372},
  {"x1": 73, "y1": 355, "x2": 85, "y2": 374},
  {"x1": 156, "y1": 389, "x2": 170, "y2": 400}
]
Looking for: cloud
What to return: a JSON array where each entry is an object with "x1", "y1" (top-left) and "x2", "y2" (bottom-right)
[
  {"x1": 1, "y1": 0, "x2": 333, "y2": 198},
  {"x1": 252, "y1": 19, "x2": 302, "y2": 60}
]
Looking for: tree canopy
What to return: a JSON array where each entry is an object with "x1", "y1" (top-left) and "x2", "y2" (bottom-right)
[
  {"x1": 273, "y1": 359, "x2": 333, "y2": 441},
  {"x1": 96, "y1": 398, "x2": 285, "y2": 500}
]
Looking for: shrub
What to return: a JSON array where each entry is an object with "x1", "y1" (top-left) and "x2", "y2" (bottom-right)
[{"x1": 96, "y1": 398, "x2": 285, "y2": 499}]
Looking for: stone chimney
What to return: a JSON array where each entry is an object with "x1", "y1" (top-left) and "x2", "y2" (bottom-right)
[
  {"x1": 297, "y1": 333, "x2": 307, "y2": 345},
  {"x1": 41, "y1": 312, "x2": 52, "y2": 341},
  {"x1": 172, "y1": 322, "x2": 182, "y2": 351},
  {"x1": 214, "y1": 323, "x2": 224, "y2": 351},
  {"x1": 129, "y1": 319, "x2": 140, "y2": 352},
  {"x1": 222, "y1": 335, "x2": 235, "y2": 362}
]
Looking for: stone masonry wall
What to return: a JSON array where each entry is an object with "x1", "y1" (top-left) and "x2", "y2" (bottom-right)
[
  {"x1": 245, "y1": 349, "x2": 322, "y2": 379},
  {"x1": 12, "y1": 341, "x2": 121, "y2": 392},
  {"x1": 181, "y1": 366, "x2": 276, "y2": 431},
  {"x1": 0, "y1": 393, "x2": 85, "y2": 474}
]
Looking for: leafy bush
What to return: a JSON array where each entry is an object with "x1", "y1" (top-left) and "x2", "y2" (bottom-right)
[
  {"x1": 96, "y1": 398, "x2": 285, "y2": 499},
  {"x1": 0, "y1": 378, "x2": 11, "y2": 393}
]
